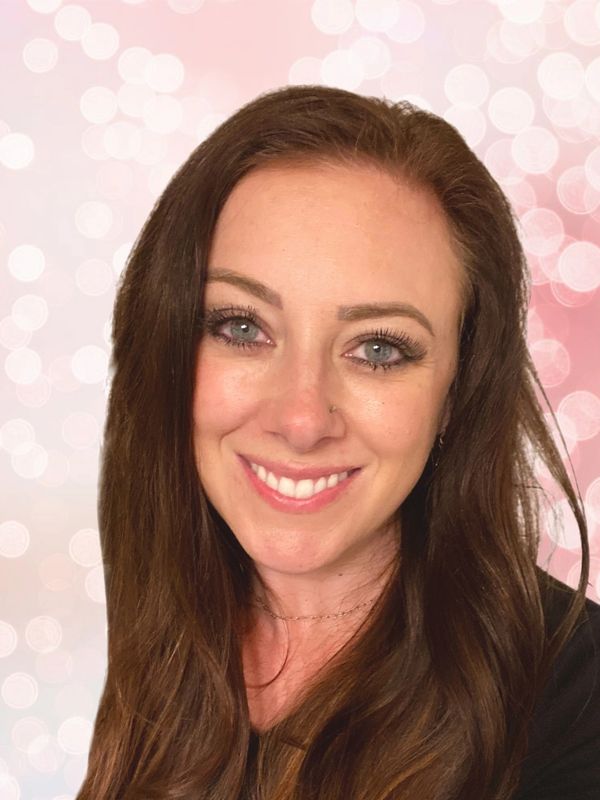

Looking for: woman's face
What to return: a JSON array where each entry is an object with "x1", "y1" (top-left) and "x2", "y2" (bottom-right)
[{"x1": 192, "y1": 162, "x2": 463, "y2": 579}]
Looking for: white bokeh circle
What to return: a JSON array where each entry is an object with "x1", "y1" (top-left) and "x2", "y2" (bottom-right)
[
  {"x1": 8, "y1": 244, "x2": 46, "y2": 282},
  {"x1": 54, "y1": 4, "x2": 92, "y2": 41},
  {"x1": 22, "y1": 38, "x2": 59, "y2": 73}
]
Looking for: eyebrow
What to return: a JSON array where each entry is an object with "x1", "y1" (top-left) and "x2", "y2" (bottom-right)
[{"x1": 206, "y1": 268, "x2": 435, "y2": 337}]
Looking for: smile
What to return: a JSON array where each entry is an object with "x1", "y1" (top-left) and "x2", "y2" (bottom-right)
[{"x1": 237, "y1": 455, "x2": 362, "y2": 514}]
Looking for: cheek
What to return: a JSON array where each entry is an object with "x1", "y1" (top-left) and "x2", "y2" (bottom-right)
[
  {"x1": 192, "y1": 353, "x2": 255, "y2": 436},
  {"x1": 364, "y1": 393, "x2": 440, "y2": 464}
]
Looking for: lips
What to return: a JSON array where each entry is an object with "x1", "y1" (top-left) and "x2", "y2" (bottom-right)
[
  {"x1": 237, "y1": 454, "x2": 362, "y2": 514},
  {"x1": 238, "y1": 453, "x2": 361, "y2": 481}
]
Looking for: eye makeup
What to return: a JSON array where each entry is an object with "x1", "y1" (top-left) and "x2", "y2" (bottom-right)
[{"x1": 199, "y1": 303, "x2": 428, "y2": 372}]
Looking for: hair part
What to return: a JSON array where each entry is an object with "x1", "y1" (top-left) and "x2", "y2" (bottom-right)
[{"x1": 76, "y1": 85, "x2": 590, "y2": 800}]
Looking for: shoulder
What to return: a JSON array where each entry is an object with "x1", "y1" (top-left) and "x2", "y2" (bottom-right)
[{"x1": 513, "y1": 571, "x2": 600, "y2": 800}]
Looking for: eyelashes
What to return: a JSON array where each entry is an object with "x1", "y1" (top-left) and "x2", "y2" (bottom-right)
[{"x1": 199, "y1": 303, "x2": 428, "y2": 372}]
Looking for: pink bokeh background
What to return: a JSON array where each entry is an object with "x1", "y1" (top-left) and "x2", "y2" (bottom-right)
[{"x1": 1, "y1": 0, "x2": 600, "y2": 796}]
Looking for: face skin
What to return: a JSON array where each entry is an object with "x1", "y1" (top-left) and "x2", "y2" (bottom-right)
[{"x1": 192, "y1": 161, "x2": 463, "y2": 654}]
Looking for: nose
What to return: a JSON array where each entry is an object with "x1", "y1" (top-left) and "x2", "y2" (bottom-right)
[{"x1": 260, "y1": 346, "x2": 343, "y2": 452}]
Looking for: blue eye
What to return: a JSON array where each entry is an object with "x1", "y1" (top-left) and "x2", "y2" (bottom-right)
[{"x1": 200, "y1": 305, "x2": 427, "y2": 372}]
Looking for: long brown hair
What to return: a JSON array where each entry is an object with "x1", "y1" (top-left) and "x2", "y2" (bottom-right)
[{"x1": 76, "y1": 85, "x2": 590, "y2": 800}]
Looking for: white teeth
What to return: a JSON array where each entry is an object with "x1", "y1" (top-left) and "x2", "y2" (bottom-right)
[{"x1": 249, "y1": 461, "x2": 350, "y2": 500}]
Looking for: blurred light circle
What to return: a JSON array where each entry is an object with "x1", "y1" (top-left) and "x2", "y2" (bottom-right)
[
  {"x1": 386, "y1": 1, "x2": 426, "y2": 43},
  {"x1": 487, "y1": 86, "x2": 535, "y2": 134},
  {"x1": 320, "y1": 48, "x2": 365, "y2": 90},
  {"x1": 0, "y1": 132, "x2": 35, "y2": 169},
  {"x1": 349, "y1": 36, "x2": 392, "y2": 80},
  {"x1": 80, "y1": 86, "x2": 118, "y2": 124},
  {"x1": 62, "y1": 411, "x2": 100, "y2": 449},
  {"x1": 0, "y1": 317, "x2": 33, "y2": 350},
  {"x1": 355, "y1": 0, "x2": 400, "y2": 32},
  {"x1": 530, "y1": 338, "x2": 570, "y2": 387},
  {"x1": 0, "y1": 620, "x2": 18, "y2": 657},
  {"x1": 585, "y1": 145, "x2": 600, "y2": 190},
  {"x1": 117, "y1": 82, "x2": 154, "y2": 117},
  {"x1": 11, "y1": 295, "x2": 48, "y2": 332},
  {"x1": 496, "y1": 19, "x2": 545, "y2": 62},
  {"x1": 511, "y1": 126, "x2": 559, "y2": 174},
  {"x1": 54, "y1": 4, "x2": 91, "y2": 41},
  {"x1": 587, "y1": 477, "x2": 600, "y2": 525},
  {"x1": 75, "y1": 200, "x2": 113, "y2": 238},
  {"x1": 134, "y1": 129, "x2": 168, "y2": 166},
  {"x1": 167, "y1": 0, "x2": 206, "y2": 11},
  {"x1": 27, "y1": 0, "x2": 62, "y2": 11},
  {"x1": 22, "y1": 38, "x2": 59, "y2": 73},
  {"x1": 542, "y1": 92, "x2": 592, "y2": 129},
  {"x1": 25, "y1": 616, "x2": 62, "y2": 653},
  {"x1": 85, "y1": 564, "x2": 107, "y2": 604},
  {"x1": 585, "y1": 56, "x2": 600, "y2": 102},
  {"x1": 81, "y1": 22, "x2": 119, "y2": 61},
  {"x1": 69, "y1": 528, "x2": 101, "y2": 567},
  {"x1": 1, "y1": 672, "x2": 38, "y2": 709},
  {"x1": 142, "y1": 95, "x2": 183, "y2": 134},
  {"x1": 558, "y1": 390, "x2": 600, "y2": 441},
  {"x1": 537, "y1": 51, "x2": 585, "y2": 100},
  {"x1": 444, "y1": 64, "x2": 490, "y2": 108},
  {"x1": 545, "y1": 498, "x2": 583, "y2": 550},
  {"x1": 15, "y1": 378, "x2": 51, "y2": 412},
  {"x1": 27, "y1": 733, "x2": 64, "y2": 772},
  {"x1": 144, "y1": 53, "x2": 185, "y2": 93},
  {"x1": 558, "y1": 240, "x2": 600, "y2": 291},
  {"x1": 8, "y1": 244, "x2": 45, "y2": 282},
  {"x1": 520, "y1": 207, "x2": 564, "y2": 256},
  {"x1": 0, "y1": 775, "x2": 20, "y2": 799},
  {"x1": 443, "y1": 106, "x2": 486, "y2": 147},
  {"x1": 118, "y1": 46, "x2": 152, "y2": 84},
  {"x1": 12, "y1": 717, "x2": 48, "y2": 752},
  {"x1": 12, "y1": 443, "x2": 49, "y2": 479},
  {"x1": 81, "y1": 124, "x2": 110, "y2": 161},
  {"x1": 557, "y1": 165, "x2": 600, "y2": 214},
  {"x1": 38, "y1": 448, "x2": 70, "y2": 487},
  {"x1": 289, "y1": 55, "x2": 323, "y2": 86},
  {"x1": 503, "y1": 178, "x2": 537, "y2": 214},
  {"x1": 103, "y1": 120, "x2": 142, "y2": 159},
  {"x1": 57, "y1": 716, "x2": 93, "y2": 755},
  {"x1": 71, "y1": 345, "x2": 109, "y2": 384},
  {"x1": 112, "y1": 242, "x2": 133, "y2": 277},
  {"x1": 5, "y1": 347, "x2": 42, "y2": 385},
  {"x1": 550, "y1": 278, "x2": 597, "y2": 308},
  {"x1": 0, "y1": 521, "x2": 30, "y2": 558},
  {"x1": 498, "y1": 0, "x2": 545, "y2": 24},
  {"x1": 581, "y1": 102, "x2": 600, "y2": 137},
  {"x1": 311, "y1": 0, "x2": 355, "y2": 35},
  {"x1": 76, "y1": 258, "x2": 113, "y2": 295},
  {"x1": 564, "y1": 0, "x2": 600, "y2": 46},
  {"x1": 484, "y1": 138, "x2": 525, "y2": 185},
  {"x1": 0, "y1": 418, "x2": 35, "y2": 455}
]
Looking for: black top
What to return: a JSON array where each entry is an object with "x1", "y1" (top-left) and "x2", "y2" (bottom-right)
[
  {"x1": 513, "y1": 574, "x2": 600, "y2": 799},
  {"x1": 247, "y1": 575, "x2": 600, "y2": 799}
]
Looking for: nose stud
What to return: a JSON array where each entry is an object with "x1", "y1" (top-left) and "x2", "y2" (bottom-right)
[{"x1": 329, "y1": 404, "x2": 337, "y2": 413}]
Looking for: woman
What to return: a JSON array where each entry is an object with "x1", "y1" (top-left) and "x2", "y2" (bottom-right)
[{"x1": 77, "y1": 85, "x2": 599, "y2": 799}]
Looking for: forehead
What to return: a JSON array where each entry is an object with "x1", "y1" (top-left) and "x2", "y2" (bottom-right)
[{"x1": 208, "y1": 162, "x2": 465, "y2": 336}]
